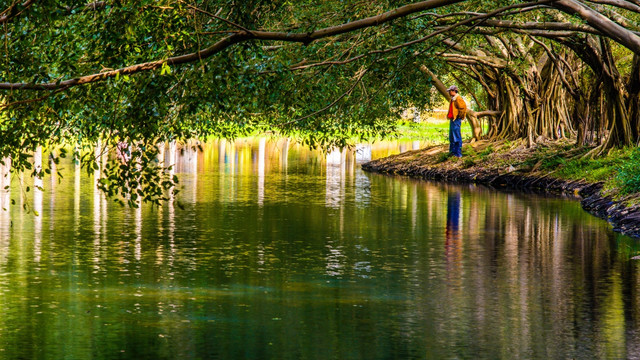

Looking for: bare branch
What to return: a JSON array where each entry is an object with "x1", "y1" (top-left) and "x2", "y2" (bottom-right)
[
  {"x1": 0, "y1": 86, "x2": 72, "y2": 110},
  {"x1": 181, "y1": 2, "x2": 254, "y2": 34},
  {"x1": 478, "y1": 19, "x2": 601, "y2": 35},
  {"x1": 553, "y1": 0, "x2": 640, "y2": 54},
  {"x1": 585, "y1": 0, "x2": 640, "y2": 13},
  {"x1": 0, "y1": 0, "x2": 36, "y2": 24},
  {"x1": 285, "y1": 1, "x2": 554, "y2": 73},
  {"x1": 441, "y1": 53, "x2": 507, "y2": 68},
  {"x1": 474, "y1": 110, "x2": 503, "y2": 117}
]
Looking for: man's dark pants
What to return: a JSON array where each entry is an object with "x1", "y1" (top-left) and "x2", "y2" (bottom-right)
[{"x1": 449, "y1": 118, "x2": 462, "y2": 157}]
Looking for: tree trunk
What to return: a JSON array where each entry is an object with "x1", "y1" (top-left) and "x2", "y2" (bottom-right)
[
  {"x1": 627, "y1": 55, "x2": 640, "y2": 142},
  {"x1": 419, "y1": 65, "x2": 485, "y2": 141},
  {"x1": 561, "y1": 35, "x2": 635, "y2": 152}
]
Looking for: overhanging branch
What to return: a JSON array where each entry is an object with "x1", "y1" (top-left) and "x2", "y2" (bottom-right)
[
  {"x1": 0, "y1": 0, "x2": 36, "y2": 24},
  {"x1": 553, "y1": 0, "x2": 640, "y2": 54},
  {"x1": 0, "y1": 0, "x2": 466, "y2": 91}
]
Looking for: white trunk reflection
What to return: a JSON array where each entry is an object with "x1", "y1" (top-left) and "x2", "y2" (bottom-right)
[
  {"x1": 0, "y1": 156, "x2": 10, "y2": 268},
  {"x1": 33, "y1": 146, "x2": 42, "y2": 263},
  {"x1": 258, "y1": 137, "x2": 265, "y2": 206},
  {"x1": 0, "y1": 156, "x2": 10, "y2": 211},
  {"x1": 74, "y1": 147, "x2": 81, "y2": 229},
  {"x1": 280, "y1": 138, "x2": 289, "y2": 173},
  {"x1": 93, "y1": 168, "x2": 106, "y2": 271},
  {"x1": 355, "y1": 144, "x2": 371, "y2": 163},
  {"x1": 325, "y1": 148, "x2": 346, "y2": 208},
  {"x1": 134, "y1": 204, "x2": 142, "y2": 262},
  {"x1": 168, "y1": 140, "x2": 177, "y2": 174},
  {"x1": 157, "y1": 142, "x2": 165, "y2": 168}
]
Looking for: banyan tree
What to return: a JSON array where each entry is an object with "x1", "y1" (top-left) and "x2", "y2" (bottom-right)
[{"x1": 1, "y1": 0, "x2": 640, "y2": 199}]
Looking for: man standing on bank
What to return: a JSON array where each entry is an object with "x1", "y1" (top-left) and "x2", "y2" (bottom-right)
[{"x1": 447, "y1": 85, "x2": 466, "y2": 158}]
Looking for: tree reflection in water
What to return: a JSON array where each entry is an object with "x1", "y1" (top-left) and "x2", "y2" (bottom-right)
[
  {"x1": 445, "y1": 189, "x2": 462, "y2": 286},
  {"x1": 0, "y1": 139, "x2": 638, "y2": 359}
]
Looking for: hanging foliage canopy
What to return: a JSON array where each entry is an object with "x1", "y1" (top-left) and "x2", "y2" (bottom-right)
[{"x1": 2, "y1": 0, "x2": 640, "y2": 203}]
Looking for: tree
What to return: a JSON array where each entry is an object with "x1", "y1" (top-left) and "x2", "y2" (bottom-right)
[{"x1": 2, "y1": 0, "x2": 640, "y2": 203}]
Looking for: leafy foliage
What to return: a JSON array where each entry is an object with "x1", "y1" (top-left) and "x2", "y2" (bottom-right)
[
  {"x1": 2, "y1": 0, "x2": 640, "y2": 202},
  {"x1": 616, "y1": 148, "x2": 640, "y2": 195}
]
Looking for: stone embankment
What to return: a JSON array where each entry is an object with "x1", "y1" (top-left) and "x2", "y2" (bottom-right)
[{"x1": 362, "y1": 143, "x2": 640, "y2": 239}]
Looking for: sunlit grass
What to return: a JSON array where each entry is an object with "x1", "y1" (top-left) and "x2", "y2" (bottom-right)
[{"x1": 392, "y1": 119, "x2": 473, "y2": 143}]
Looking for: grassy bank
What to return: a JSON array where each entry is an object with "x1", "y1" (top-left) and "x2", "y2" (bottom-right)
[
  {"x1": 463, "y1": 140, "x2": 640, "y2": 200},
  {"x1": 369, "y1": 138, "x2": 640, "y2": 203},
  {"x1": 363, "y1": 138, "x2": 640, "y2": 239},
  {"x1": 393, "y1": 119, "x2": 473, "y2": 143}
]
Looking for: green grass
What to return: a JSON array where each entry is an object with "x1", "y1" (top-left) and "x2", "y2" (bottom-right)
[
  {"x1": 520, "y1": 145, "x2": 629, "y2": 183},
  {"x1": 394, "y1": 119, "x2": 473, "y2": 143},
  {"x1": 556, "y1": 155, "x2": 627, "y2": 182},
  {"x1": 436, "y1": 151, "x2": 450, "y2": 163},
  {"x1": 517, "y1": 145, "x2": 640, "y2": 197},
  {"x1": 452, "y1": 140, "x2": 640, "y2": 199}
]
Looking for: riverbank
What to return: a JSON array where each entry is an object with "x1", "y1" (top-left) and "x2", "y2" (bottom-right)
[{"x1": 362, "y1": 139, "x2": 640, "y2": 239}]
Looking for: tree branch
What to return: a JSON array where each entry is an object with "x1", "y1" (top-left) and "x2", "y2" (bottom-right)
[
  {"x1": 474, "y1": 110, "x2": 503, "y2": 117},
  {"x1": 528, "y1": 35, "x2": 579, "y2": 98},
  {"x1": 277, "y1": 68, "x2": 368, "y2": 127},
  {"x1": 584, "y1": 0, "x2": 640, "y2": 13},
  {"x1": 553, "y1": 0, "x2": 640, "y2": 54},
  {"x1": 0, "y1": 0, "x2": 466, "y2": 91},
  {"x1": 181, "y1": 2, "x2": 254, "y2": 34},
  {"x1": 0, "y1": 0, "x2": 36, "y2": 24},
  {"x1": 441, "y1": 53, "x2": 507, "y2": 68},
  {"x1": 476, "y1": 19, "x2": 601, "y2": 35},
  {"x1": 274, "y1": 1, "x2": 554, "y2": 74}
]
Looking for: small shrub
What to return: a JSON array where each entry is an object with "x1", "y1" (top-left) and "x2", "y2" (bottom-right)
[
  {"x1": 616, "y1": 148, "x2": 640, "y2": 195},
  {"x1": 436, "y1": 152, "x2": 450, "y2": 163},
  {"x1": 462, "y1": 158, "x2": 475, "y2": 168},
  {"x1": 478, "y1": 145, "x2": 494, "y2": 158},
  {"x1": 540, "y1": 154, "x2": 566, "y2": 170},
  {"x1": 462, "y1": 145, "x2": 477, "y2": 157}
]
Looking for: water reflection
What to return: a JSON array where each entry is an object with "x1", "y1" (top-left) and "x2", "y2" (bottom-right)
[
  {"x1": 93, "y1": 168, "x2": 107, "y2": 270},
  {"x1": 325, "y1": 148, "x2": 346, "y2": 208},
  {"x1": 0, "y1": 156, "x2": 10, "y2": 267},
  {"x1": 0, "y1": 156, "x2": 10, "y2": 211},
  {"x1": 0, "y1": 138, "x2": 639, "y2": 359},
  {"x1": 281, "y1": 138, "x2": 289, "y2": 172},
  {"x1": 355, "y1": 144, "x2": 371, "y2": 163},
  {"x1": 34, "y1": 146, "x2": 42, "y2": 263},
  {"x1": 74, "y1": 148, "x2": 81, "y2": 231},
  {"x1": 258, "y1": 137, "x2": 265, "y2": 206},
  {"x1": 445, "y1": 189, "x2": 462, "y2": 283}
]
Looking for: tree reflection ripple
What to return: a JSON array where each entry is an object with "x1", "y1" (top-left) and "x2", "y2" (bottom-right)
[{"x1": 0, "y1": 138, "x2": 637, "y2": 359}]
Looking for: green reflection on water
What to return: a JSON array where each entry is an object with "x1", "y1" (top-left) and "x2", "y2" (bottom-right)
[{"x1": 0, "y1": 138, "x2": 638, "y2": 359}]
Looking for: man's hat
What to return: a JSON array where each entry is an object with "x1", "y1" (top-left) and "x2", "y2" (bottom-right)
[{"x1": 447, "y1": 85, "x2": 459, "y2": 92}]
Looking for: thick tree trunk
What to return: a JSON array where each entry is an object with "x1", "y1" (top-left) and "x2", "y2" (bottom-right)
[
  {"x1": 419, "y1": 65, "x2": 487, "y2": 141},
  {"x1": 627, "y1": 55, "x2": 640, "y2": 141},
  {"x1": 560, "y1": 36, "x2": 635, "y2": 151}
]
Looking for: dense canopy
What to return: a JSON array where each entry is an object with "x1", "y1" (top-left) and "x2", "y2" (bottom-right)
[{"x1": 2, "y1": 0, "x2": 640, "y2": 203}]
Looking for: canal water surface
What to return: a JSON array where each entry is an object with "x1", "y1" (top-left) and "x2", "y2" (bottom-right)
[{"x1": 0, "y1": 138, "x2": 639, "y2": 359}]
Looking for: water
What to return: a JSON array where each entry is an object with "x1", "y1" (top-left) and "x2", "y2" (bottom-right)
[{"x1": 0, "y1": 138, "x2": 639, "y2": 359}]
